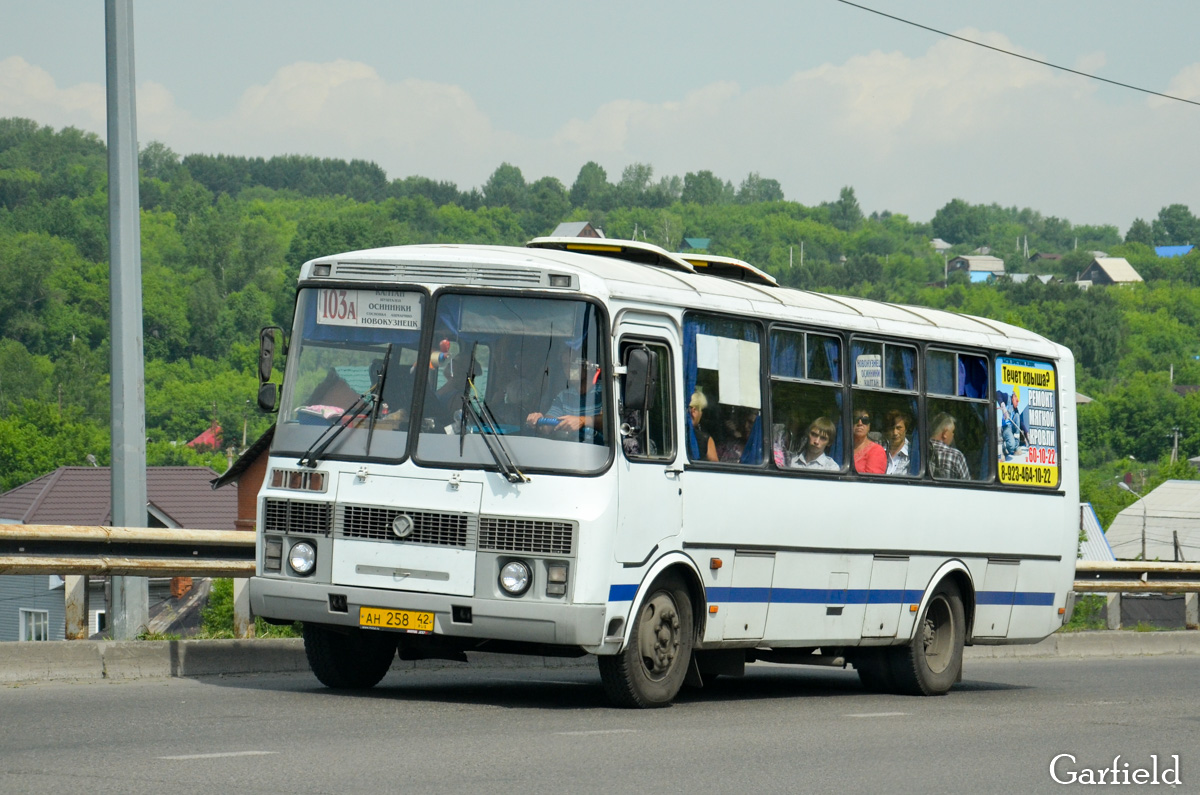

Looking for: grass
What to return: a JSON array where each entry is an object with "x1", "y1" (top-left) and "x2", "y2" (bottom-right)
[
  {"x1": 1059, "y1": 594, "x2": 1107, "y2": 632},
  {"x1": 200, "y1": 578, "x2": 301, "y2": 639}
]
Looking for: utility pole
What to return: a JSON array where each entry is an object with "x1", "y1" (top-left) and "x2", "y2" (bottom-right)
[{"x1": 106, "y1": 0, "x2": 149, "y2": 639}]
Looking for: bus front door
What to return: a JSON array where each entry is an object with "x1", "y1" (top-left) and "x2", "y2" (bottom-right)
[{"x1": 614, "y1": 333, "x2": 681, "y2": 564}]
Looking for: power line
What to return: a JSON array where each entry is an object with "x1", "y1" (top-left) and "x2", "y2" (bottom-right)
[{"x1": 833, "y1": 0, "x2": 1200, "y2": 109}]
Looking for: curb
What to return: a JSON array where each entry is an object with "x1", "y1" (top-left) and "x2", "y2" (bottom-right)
[
  {"x1": 2, "y1": 631, "x2": 1197, "y2": 685},
  {"x1": 0, "y1": 638, "x2": 590, "y2": 685},
  {"x1": 965, "y1": 629, "x2": 1200, "y2": 660}
]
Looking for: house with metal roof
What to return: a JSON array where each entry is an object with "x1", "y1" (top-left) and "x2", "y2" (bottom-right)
[
  {"x1": 0, "y1": 467, "x2": 237, "y2": 641},
  {"x1": 1106, "y1": 480, "x2": 1200, "y2": 561},
  {"x1": 948, "y1": 254, "x2": 1005, "y2": 283},
  {"x1": 1155, "y1": 245, "x2": 1195, "y2": 258},
  {"x1": 1079, "y1": 503, "x2": 1116, "y2": 561},
  {"x1": 1078, "y1": 257, "x2": 1143, "y2": 286},
  {"x1": 549, "y1": 221, "x2": 604, "y2": 238}
]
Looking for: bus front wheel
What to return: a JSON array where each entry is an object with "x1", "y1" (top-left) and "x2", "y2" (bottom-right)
[
  {"x1": 598, "y1": 573, "x2": 694, "y2": 708},
  {"x1": 890, "y1": 580, "x2": 965, "y2": 695},
  {"x1": 303, "y1": 623, "x2": 398, "y2": 689}
]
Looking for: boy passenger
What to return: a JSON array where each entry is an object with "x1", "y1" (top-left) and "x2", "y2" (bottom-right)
[
  {"x1": 884, "y1": 409, "x2": 912, "y2": 475},
  {"x1": 788, "y1": 416, "x2": 839, "y2": 471}
]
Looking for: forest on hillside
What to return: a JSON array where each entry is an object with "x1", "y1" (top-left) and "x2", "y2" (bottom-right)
[{"x1": 3, "y1": 117, "x2": 1200, "y2": 524}]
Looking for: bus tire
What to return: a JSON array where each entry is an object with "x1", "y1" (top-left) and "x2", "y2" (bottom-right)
[
  {"x1": 598, "y1": 573, "x2": 694, "y2": 708},
  {"x1": 854, "y1": 649, "x2": 896, "y2": 693},
  {"x1": 889, "y1": 579, "x2": 965, "y2": 696},
  {"x1": 303, "y1": 623, "x2": 398, "y2": 689}
]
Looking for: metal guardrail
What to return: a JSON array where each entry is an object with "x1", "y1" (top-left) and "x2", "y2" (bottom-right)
[
  {"x1": 0, "y1": 524, "x2": 255, "y2": 578},
  {"x1": 3, "y1": 524, "x2": 1198, "y2": 593},
  {"x1": 1073, "y1": 560, "x2": 1200, "y2": 594}
]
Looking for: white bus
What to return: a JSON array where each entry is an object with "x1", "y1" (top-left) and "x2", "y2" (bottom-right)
[{"x1": 249, "y1": 237, "x2": 1079, "y2": 707}]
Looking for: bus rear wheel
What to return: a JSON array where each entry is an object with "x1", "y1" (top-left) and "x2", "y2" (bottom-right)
[
  {"x1": 598, "y1": 573, "x2": 694, "y2": 708},
  {"x1": 890, "y1": 580, "x2": 965, "y2": 696},
  {"x1": 303, "y1": 623, "x2": 398, "y2": 689}
]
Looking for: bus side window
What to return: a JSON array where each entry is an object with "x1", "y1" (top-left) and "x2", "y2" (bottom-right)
[
  {"x1": 621, "y1": 341, "x2": 674, "y2": 460},
  {"x1": 926, "y1": 349, "x2": 990, "y2": 481},
  {"x1": 769, "y1": 328, "x2": 844, "y2": 471}
]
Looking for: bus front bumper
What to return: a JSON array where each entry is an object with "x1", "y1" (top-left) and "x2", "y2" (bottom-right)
[{"x1": 250, "y1": 576, "x2": 607, "y2": 648}]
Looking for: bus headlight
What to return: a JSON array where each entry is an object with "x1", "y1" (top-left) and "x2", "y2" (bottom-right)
[
  {"x1": 499, "y1": 560, "x2": 532, "y2": 596},
  {"x1": 288, "y1": 541, "x2": 317, "y2": 576}
]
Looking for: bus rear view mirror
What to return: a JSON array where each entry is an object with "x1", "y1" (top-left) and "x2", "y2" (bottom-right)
[
  {"x1": 624, "y1": 347, "x2": 658, "y2": 412},
  {"x1": 258, "y1": 326, "x2": 280, "y2": 383},
  {"x1": 257, "y1": 382, "x2": 279, "y2": 413}
]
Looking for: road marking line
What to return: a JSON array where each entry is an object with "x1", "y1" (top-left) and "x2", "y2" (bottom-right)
[
  {"x1": 492, "y1": 677, "x2": 589, "y2": 686},
  {"x1": 158, "y1": 751, "x2": 277, "y2": 760},
  {"x1": 554, "y1": 729, "x2": 639, "y2": 736},
  {"x1": 845, "y1": 712, "x2": 908, "y2": 718}
]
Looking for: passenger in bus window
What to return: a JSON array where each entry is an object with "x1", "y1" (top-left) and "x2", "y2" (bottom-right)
[
  {"x1": 929, "y1": 412, "x2": 970, "y2": 480},
  {"x1": 884, "y1": 409, "x2": 912, "y2": 475},
  {"x1": 851, "y1": 410, "x2": 886, "y2": 474},
  {"x1": 717, "y1": 408, "x2": 755, "y2": 462},
  {"x1": 788, "y1": 416, "x2": 839, "y2": 471},
  {"x1": 688, "y1": 388, "x2": 718, "y2": 462},
  {"x1": 526, "y1": 354, "x2": 604, "y2": 443}
]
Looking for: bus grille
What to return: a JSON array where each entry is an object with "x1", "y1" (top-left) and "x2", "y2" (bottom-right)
[
  {"x1": 479, "y1": 517, "x2": 574, "y2": 555},
  {"x1": 333, "y1": 261, "x2": 544, "y2": 286},
  {"x1": 263, "y1": 498, "x2": 333, "y2": 536},
  {"x1": 337, "y1": 504, "x2": 472, "y2": 548}
]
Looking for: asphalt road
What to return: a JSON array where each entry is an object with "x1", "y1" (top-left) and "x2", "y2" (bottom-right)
[{"x1": 2, "y1": 656, "x2": 1196, "y2": 794}]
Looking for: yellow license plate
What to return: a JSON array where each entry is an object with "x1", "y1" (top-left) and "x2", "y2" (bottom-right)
[{"x1": 359, "y1": 606, "x2": 434, "y2": 634}]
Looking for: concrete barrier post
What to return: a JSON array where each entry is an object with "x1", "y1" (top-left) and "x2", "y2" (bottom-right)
[
  {"x1": 233, "y1": 577, "x2": 254, "y2": 638},
  {"x1": 1186, "y1": 593, "x2": 1199, "y2": 630},
  {"x1": 64, "y1": 575, "x2": 89, "y2": 639},
  {"x1": 1106, "y1": 592, "x2": 1122, "y2": 630}
]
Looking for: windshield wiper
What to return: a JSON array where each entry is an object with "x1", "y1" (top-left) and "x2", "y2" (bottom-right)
[
  {"x1": 364, "y1": 343, "x2": 393, "y2": 455},
  {"x1": 457, "y1": 342, "x2": 528, "y2": 483},
  {"x1": 298, "y1": 385, "x2": 378, "y2": 469}
]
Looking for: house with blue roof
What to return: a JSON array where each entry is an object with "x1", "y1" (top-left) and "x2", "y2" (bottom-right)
[{"x1": 1156, "y1": 245, "x2": 1195, "y2": 258}]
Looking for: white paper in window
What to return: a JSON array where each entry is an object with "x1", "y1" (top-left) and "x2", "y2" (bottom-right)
[
  {"x1": 696, "y1": 333, "x2": 719, "y2": 370},
  {"x1": 855, "y1": 353, "x2": 882, "y2": 387},
  {"x1": 716, "y1": 337, "x2": 761, "y2": 408}
]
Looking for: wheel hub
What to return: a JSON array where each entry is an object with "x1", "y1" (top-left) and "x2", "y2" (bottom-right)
[{"x1": 639, "y1": 595, "x2": 681, "y2": 677}]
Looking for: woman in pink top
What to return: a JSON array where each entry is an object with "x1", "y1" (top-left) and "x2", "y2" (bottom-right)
[{"x1": 852, "y1": 410, "x2": 886, "y2": 474}]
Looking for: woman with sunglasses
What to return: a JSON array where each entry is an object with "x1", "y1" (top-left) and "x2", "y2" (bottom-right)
[{"x1": 852, "y1": 409, "x2": 886, "y2": 474}]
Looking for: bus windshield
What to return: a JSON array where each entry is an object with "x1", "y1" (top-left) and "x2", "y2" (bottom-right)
[
  {"x1": 415, "y1": 293, "x2": 610, "y2": 475},
  {"x1": 273, "y1": 287, "x2": 426, "y2": 462}
]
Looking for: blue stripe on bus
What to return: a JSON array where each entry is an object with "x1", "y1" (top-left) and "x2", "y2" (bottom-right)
[
  {"x1": 707, "y1": 588, "x2": 925, "y2": 604},
  {"x1": 608, "y1": 584, "x2": 638, "y2": 601},
  {"x1": 976, "y1": 591, "x2": 1055, "y2": 606},
  {"x1": 613, "y1": 584, "x2": 1055, "y2": 608}
]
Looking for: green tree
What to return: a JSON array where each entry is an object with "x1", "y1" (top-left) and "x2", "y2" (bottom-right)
[
  {"x1": 823, "y1": 186, "x2": 864, "y2": 232},
  {"x1": 931, "y1": 198, "x2": 988, "y2": 246},
  {"x1": 681, "y1": 170, "x2": 733, "y2": 205},
  {"x1": 1125, "y1": 218, "x2": 1153, "y2": 246},
  {"x1": 522, "y1": 175, "x2": 571, "y2": 236},
  {"x1": 569, "y1": 161, "x2": 613, "y2": 209},
  {"x1": 139, "y1": 141, "x2": 182, "y2": 181},
  {"x1": 736, "y1": 172, "x2": 784, "y2": 204},
  {"x1": 1151, "y1": 204, "x2": 1198, "y2": 246},
  {"x1": 482, "y1": 163, "x2": 527, "y2": 211}
]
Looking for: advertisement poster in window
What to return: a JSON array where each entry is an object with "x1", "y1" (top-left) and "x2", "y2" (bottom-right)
[{"x1": 995, "y1": 356, "x2": 1059, "y2": 488}]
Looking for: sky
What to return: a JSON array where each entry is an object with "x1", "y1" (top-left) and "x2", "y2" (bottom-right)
[{"x1": 2, "y1": 0, "x2": 1199, "y2": 232}]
